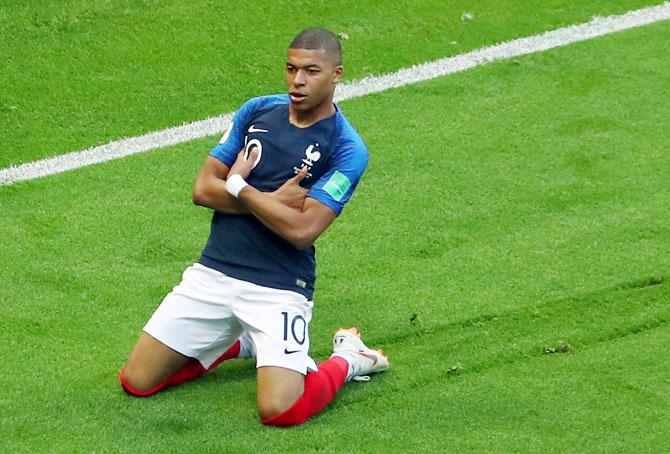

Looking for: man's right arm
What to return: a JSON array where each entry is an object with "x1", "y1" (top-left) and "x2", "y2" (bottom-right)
[
  {"x1": 192, "y1": 155, "x2": 249, "y2": 214},
  {"x1": 192, "y1": 154, "x2": 309, "y2": 214}
]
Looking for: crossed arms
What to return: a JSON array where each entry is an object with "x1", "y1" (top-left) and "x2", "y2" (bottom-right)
[{"x1": 192, "y1": 152, "x2": 337, "y2": 249}]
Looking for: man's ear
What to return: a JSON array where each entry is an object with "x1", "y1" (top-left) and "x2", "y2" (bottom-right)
[{"x1": 333, "y1": 65, "x2": 343, "y2": 84}]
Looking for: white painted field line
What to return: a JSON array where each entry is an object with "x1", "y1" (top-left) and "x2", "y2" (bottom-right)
[{"x1": 2, "y1": 2, "x2": 669, "y2": 186}]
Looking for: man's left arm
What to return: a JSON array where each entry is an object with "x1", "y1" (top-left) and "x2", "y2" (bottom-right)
[{"x1": 241, "y1": 186, "x2": 336, "y2": 250}]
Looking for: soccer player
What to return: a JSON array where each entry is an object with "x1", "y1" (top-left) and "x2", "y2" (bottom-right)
[{"x1": 119, "y1": 28, "x2": 389, "y2": 426}]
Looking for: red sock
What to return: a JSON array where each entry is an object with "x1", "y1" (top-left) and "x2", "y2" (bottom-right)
[
  {"x1": 261, "y1": 356, "x2": 349, "y2": 427},
  {"x1": 120, "y1": 340, "x2": 242, "y2": 397}
]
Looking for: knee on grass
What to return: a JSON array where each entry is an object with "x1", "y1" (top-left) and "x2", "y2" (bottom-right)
[
  {"x1": 257, "y1": 393, "x2": 302, "y2": 423},
  {"x1": 119, "y1": 367, "x2": 164, "y2": 397}
]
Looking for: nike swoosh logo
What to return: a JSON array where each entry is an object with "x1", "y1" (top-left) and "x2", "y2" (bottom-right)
[
  {"x1": 248, "y1": 124, "x2": 268, "y2": 133},
  {"x1": 284, "y1": 348, "x2": 300, "y2": 355},
  {"x1": 358, "y1": 352, "x2": 378, "y2": 366}
]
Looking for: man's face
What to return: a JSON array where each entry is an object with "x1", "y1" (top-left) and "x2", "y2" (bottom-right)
[{"x1": 285, "y1": 48, "x2": 342, "y2": 114}]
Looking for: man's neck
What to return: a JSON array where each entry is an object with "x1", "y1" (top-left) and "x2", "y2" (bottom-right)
[{"x1": 289, "y1": 102, "x2": 336, "y2": 128}]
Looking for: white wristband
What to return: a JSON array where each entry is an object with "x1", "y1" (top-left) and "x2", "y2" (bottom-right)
[{"x1": 225, "y1": 174, "x2": 249, "y2": 198}]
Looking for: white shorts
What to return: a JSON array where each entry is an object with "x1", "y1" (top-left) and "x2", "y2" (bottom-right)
[{"x1": 144, "y1": 263, "x2": 317, "y2": 375}]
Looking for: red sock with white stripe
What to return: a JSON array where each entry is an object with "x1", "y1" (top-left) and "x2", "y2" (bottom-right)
[
  {"x1": 120, "y1": 340, "x2": 242, "y2": 397},
  {"x1": 261, "y1": 356, "x2": 349, "y2": 427}
]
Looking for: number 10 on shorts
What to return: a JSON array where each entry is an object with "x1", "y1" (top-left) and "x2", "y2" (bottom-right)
[{"x1": 282, "y1": 311, "x2": 306, "y2": 346}]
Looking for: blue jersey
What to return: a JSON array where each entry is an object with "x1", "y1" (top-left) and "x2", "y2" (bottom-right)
[{"x1": 199, "y1": 95, "x2": 368, "y2": 299}]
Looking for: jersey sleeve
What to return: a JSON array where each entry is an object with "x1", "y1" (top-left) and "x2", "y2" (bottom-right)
[{"x1": 308, "y1": 117, "x2": 368, "y2": 216}]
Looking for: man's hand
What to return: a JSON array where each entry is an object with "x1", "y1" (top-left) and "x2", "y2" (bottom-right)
[
  {"x1": 271, "y1": 167, "x2": 309, "y2": 210},
  {"x1": 228, "y1": 147, "x2": 259, "y2": 179}
]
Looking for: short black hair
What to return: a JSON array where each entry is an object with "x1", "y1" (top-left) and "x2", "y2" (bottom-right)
[{"x1": 289, "y1": 28, "x2": 342, "y2": 65}]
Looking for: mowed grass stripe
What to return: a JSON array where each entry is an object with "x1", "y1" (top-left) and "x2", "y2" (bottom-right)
[
  {"x1": 356, "y1": 314, "x2": 670, "y2": 452},
  {"x1": 1, "y1": 0, "x2": 664, "y2": 169},
  {"x1": 383, "y1": 278, "x2": 669, "y2": 385},
  {"x1": 2, "y1": 2, "x2": 670, "y2": 185}
]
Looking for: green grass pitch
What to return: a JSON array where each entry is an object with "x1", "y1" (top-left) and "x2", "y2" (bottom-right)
[{"x1": 1, "y1": 1, "x2": 669, "y2": 452}]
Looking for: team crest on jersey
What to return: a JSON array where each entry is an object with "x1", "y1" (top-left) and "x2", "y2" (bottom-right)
[{"x1": 293, "y1": 143, "x2": 321, "y2": 178}]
